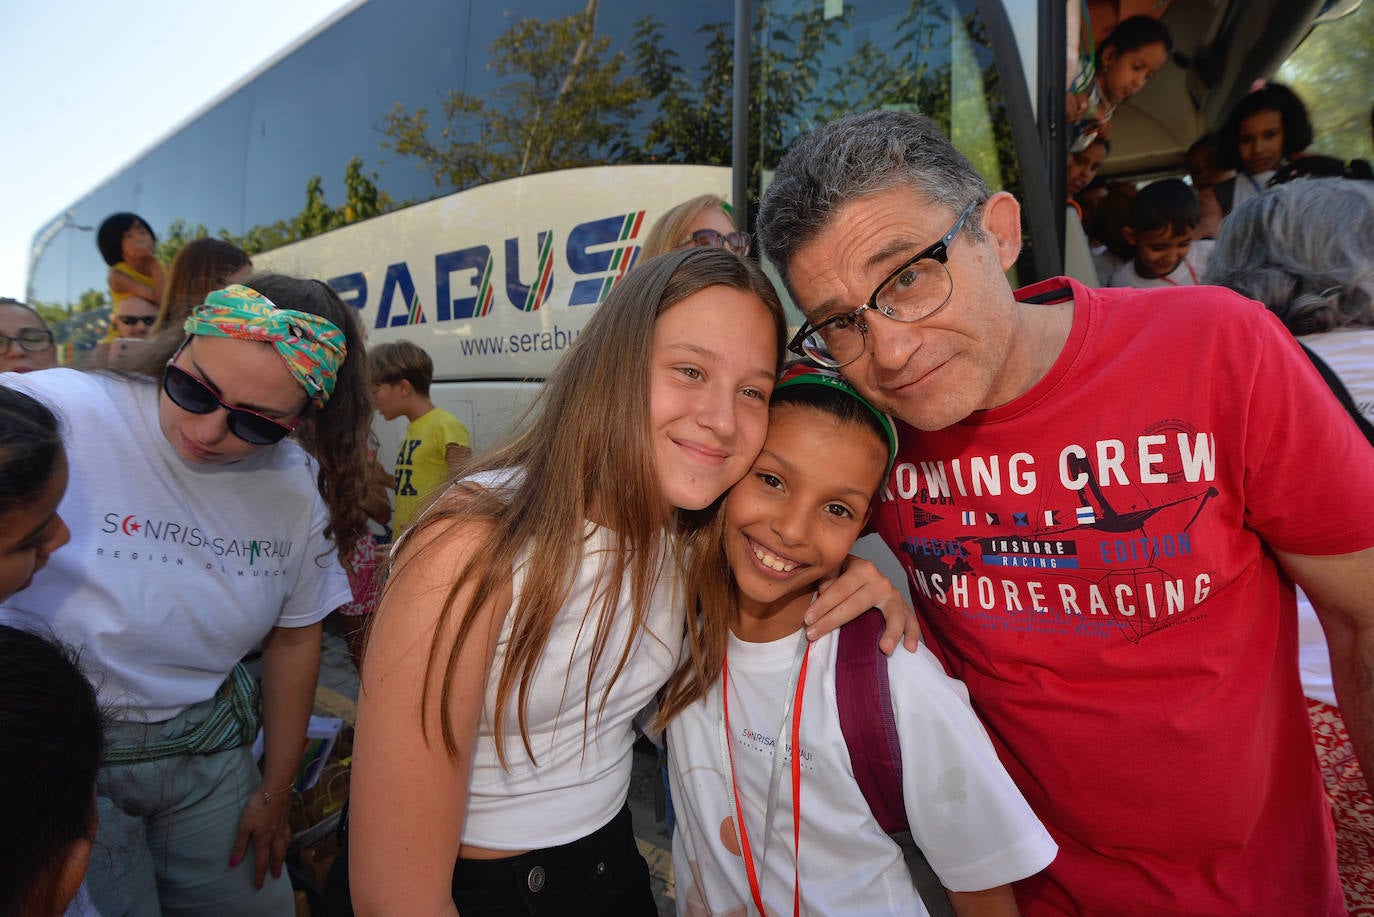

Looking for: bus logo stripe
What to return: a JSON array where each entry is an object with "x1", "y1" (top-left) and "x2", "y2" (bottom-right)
[
  {"x1": 525, "y1": 232, "x2": 554, "y2": 312},
  {"x1": 477, "y1": 256, "x2": 495, "y2": 317}
]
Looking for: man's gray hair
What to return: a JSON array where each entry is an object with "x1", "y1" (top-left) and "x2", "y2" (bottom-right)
[
  {"x1": 1204, "y1": 178, "x2": 1374, "y2": 336},
  {"x1": 757, "y1": 110, "x2": 991, "y2": 293}
]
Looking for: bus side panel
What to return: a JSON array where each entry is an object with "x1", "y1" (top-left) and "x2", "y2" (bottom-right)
[
  {"x1": 254, "y1": 163, "x2": 730, "y2": 384},
  {"x1": 253, "y1": 163, "x2": 730, "y2": 449}
]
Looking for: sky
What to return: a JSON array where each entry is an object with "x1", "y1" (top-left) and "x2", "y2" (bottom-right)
[{"x1": 0, "y1": 0, "x2": 359, "y2": 301}]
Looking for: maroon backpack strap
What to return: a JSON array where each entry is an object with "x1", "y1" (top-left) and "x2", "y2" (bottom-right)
[{"x1": 835, "y1": 608, "x2": 907, "y2": 835}]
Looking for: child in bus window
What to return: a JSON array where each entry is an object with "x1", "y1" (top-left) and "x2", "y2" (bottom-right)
[
  {"x1": 1067, "y1": 138, "x2": 1111, "y2": 224},
  {"x1": 1069, "y1": 16, "x2": 1173, "y2": 153},
  {"x1": 659, "y1": 365, "x2": 1057, "y2": 916},
  {"x1": 1213, "y1": 83, "x2": 1315, "y2": 216},
  {"x1": 1068, "y1": 138, "x2": 1110, "y2": 201},
  {"x1": 1086, "y1": 181, "x2": 1136, "y2": 286},
  {"x1": 1109, "y1": 178, "x2": 1215, "y2": 289},
  {"x1": 1185, "y1": 134, "x2": 1233, "y2": 240}
]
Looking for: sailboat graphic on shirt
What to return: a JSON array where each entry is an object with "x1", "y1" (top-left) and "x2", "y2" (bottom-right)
[
  {"x1": 892, "y1": 445, "x2": 1222, "y2": 644},
  {"x1": 1064, "y1": 453, "x2": 1219, "y2": 541}
]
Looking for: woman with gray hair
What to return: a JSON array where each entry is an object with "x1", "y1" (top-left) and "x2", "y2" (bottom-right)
[
  {"x1": 1205, "y1": 176, "x2": 1374, "y2": 911},
  {"x1": 1206, "y1": 178, "x2": 1374, "y2": 407}
]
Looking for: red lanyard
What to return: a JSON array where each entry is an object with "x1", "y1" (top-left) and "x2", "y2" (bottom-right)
[
  {"x1": 722, "y1": 641, "x2": 811, "y2": 917},
  {"x1": 1158, "y1": 257, "x2": 1197, "y2": 287}
]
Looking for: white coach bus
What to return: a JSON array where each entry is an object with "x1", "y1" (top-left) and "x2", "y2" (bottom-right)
[{"x1": 27, "y1": 0, "x2": 1342, "y2": 456}]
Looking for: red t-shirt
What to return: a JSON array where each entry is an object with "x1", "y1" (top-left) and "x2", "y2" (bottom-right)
[{"x1": 870, "y1": 277, "x2": 1374, "y2": 915}]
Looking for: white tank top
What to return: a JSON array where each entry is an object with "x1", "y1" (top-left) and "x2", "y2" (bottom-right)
[{"x1": 461, "y1": 519, "x2": 684, "y2": 849}]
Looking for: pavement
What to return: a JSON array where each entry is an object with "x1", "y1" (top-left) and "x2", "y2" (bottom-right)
[{"x1": 314, "y1": 615, "x2": 676, "y2": 915}]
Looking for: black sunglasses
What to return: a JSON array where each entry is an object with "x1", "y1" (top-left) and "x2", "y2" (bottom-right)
[
  {"x1": 118, "y1": 315, "x2": 157, "y2": 327},
  {"x1": 162, "y1": 363, "x2": 299, "y2": 445}
]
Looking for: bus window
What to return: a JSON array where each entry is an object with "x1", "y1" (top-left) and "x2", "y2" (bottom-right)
[
  {"x1": 1278, "y1": 0, "x2": 1374, "y2": 165},
  {"x1": 753, "y1": 0, "x2": 1041, "y2": 293}
]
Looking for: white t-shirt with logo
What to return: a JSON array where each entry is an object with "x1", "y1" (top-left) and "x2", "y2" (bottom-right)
[
  {"x1": 2, "y1": 369, "x2": 350, "y2": 720},
  {"x1": 667, "y1": 629, "x2": 1057, "y2": 916}
]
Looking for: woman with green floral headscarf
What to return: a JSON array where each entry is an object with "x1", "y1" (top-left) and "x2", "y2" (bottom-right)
[{"x1": 1, "y1": 275, "x2": 372, "y2": 916}]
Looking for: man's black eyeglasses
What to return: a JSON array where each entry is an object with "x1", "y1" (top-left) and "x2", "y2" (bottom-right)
[{"x1": 787, "y1": 201, "x2": 978, "y2": 369}]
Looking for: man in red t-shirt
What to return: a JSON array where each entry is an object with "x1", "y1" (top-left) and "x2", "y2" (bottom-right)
[{"x1": 757, "y1": 109, "x2": 1374, "y2": 915}]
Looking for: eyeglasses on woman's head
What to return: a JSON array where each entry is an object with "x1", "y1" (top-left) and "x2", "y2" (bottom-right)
[{"x1": 685, "y1": 228, "x2": 752, "y2": 256}]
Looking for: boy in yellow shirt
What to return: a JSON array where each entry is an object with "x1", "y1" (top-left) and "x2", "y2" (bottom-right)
[{"x1": 369, "y1": 341, "x2": 472, "y2": 529}]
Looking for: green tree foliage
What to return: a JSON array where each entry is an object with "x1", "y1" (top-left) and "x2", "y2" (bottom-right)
[
  {"x1": 157, "y1": 220, "x2": 212, "y2": 266},
  {"x1": 30, "y1": 300, "x2": 72, "y2": 327},
  {"x1": 630, "y1": 4, "x2": 846, "y2": 197},
  {"x1": 234, "y1": 219, "x2": 299, "y2": 258},
  {"x1": 342, "y1": 156, "x2": 393, "y2": 223},
  {"x1": 380, "y1": 0, "x2": 643, "y2": 191},
  {"x1": 633, "y1": 2, "x2": 1018, "y2": 208},
  {"x1": 28, "y1": 289, "x2": 111, "y2": 353},
  {"x1": 29, "y1": 289, "x2": 109, "y2": 324},
  {"x1": 157, "y1": 157, "x2": 393, "y2": 265},
  {"x1": 632, "y1": 16, "x2": 734, "y2": 168},
  {"x1": 1279, "y1": 3, "x2": 1374, "y2": 163},
  {"x1": 382, "y1": 3, "x2": 844, "y2": 200},
  {"x1": 75, "y1": 288, "x2": 109, "y2": 313},
  {"x1": 378, "y1": 0, "x2": 1024, "y2": 218}
]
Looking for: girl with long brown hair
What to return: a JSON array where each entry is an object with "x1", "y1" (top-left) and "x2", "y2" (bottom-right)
[
  {"x1": 156, "y1": 237, "x2": 253, "y2": 334},
  {"x1": 349, "y1": 248, "x2": 914, "y2": 915}
]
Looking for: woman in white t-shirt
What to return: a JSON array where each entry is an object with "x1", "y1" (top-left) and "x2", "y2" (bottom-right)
[
  {"x1": 1, "y1": 278, "x2": 372, "y2": 916},
  {"x1": 1206, "y1": 177, "x2": 1374, "y2": 912},
  {"x1": 349, "y1": 249, "x2": 917, "y2": 916}
]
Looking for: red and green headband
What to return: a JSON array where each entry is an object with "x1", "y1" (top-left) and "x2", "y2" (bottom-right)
[
  {"x1": 183, "y1": 284, "x2": 346, "y2": 409},
  {"x1": 774, "y1": 363, "x2": 899, "y2": 475}
]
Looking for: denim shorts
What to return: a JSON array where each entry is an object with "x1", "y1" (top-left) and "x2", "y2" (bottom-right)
[{"x1": 87, "y1": 696, "x2": 294, "y2": 917}]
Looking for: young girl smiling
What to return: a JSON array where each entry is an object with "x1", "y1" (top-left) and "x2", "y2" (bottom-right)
[{"x1": 662, "y1": 366, "x2": 1056, "y2": 916}]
